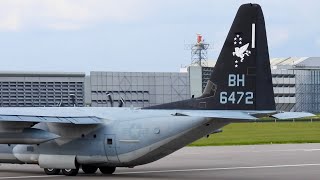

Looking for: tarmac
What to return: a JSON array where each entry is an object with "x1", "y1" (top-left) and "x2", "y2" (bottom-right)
[{"x1": 1, "y1": 143, "x2": 320, "y2": 179}]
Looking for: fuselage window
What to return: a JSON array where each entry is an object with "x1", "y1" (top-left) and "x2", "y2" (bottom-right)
[{"x1": 107, "y1": 138, "x2": 113, "y2": 145}]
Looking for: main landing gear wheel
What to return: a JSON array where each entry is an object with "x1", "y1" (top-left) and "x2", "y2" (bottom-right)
[
  {"x1": 99, "y1": 167, "x2": 116, "y2": 174},
  {"x1": 44, "y1": 168, "x2": 60, "y2": 175},
  {"x1": 82, "y1": 165, "x2": 98, "y2": 174},
  {"x1": 62, "y1": 167, "x2": 79, "y2": 176}
]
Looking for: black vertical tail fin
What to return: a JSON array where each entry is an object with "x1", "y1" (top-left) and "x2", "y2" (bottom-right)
[
  {"x1": 145, "y1": 3, "x2": 275, "y2": 110},
  {"x1": 199, "y1": 3, "x2": 275, "y2": 110}
]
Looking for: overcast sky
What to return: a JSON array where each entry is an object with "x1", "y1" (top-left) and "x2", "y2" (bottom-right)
[{"x1": 0, "y1": 0, "x2": 319, "y2": 73}]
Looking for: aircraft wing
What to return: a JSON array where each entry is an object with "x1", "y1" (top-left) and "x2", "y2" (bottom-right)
[
  {"x1": 0, "y1": 108, "x2": 104, "y2": 144},
  {"x1": 0, "y1": 107, "x2": 104, "y2": 125},
  {"x1": 0, "y1": 114, "x2": 102, "y2": 145},
  {"x1": 0, "y1": 115, "x2": 102, "y2": 124}
]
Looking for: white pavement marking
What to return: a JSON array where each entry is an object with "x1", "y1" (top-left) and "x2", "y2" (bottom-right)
[
  {"x1": 0, "y1": 175, "x2": 62, "y2": 179},
  {"x1": 243, "y1": 148, "x2": 320, "y2": 153},
  {"x1": 115, "y1": 163, "x2": 320, "y2": 175},
  {"x1": 303, "y1": 149, "x2": 320, "y2": 152},
  {"x1": 174, "y1": 148, "x2": 320, "y2": 156}
]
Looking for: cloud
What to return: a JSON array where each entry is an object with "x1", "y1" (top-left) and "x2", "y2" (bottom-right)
[
  {"x1": 267, "y1": 27, "x2": 290, "y2": 48},
  {"x1": 0, "y1": 0, "x2": 153, "y2": 31},
  {"x1": 0, "y1": 12, "x2": 21, "y2": 31},
  {"x1": 46, "y1": 23, "x2": 84, "y2": 31}
]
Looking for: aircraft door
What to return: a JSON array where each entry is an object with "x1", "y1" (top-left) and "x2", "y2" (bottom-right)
[{"x1": 104, "y1": 134, "x2": 120, "y2": 163}]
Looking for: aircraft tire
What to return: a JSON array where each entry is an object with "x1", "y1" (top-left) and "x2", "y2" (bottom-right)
[
  {"x1": 99, "y1": 166, "x2": 116, "y2": 174},
  {"x1": 44, "y1": 168, "x2": 60, "y2": 175},
  {"x1": 82, "y1": 165, "x2": 98, "y2": 174},
  {"x1": 62, "y1": 168, "x2": 79, "y2": 176}
]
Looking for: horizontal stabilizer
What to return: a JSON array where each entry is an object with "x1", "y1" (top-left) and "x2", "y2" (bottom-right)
[
  {"x1": 247, "y1": 111, "x2": 277, "y2": 118},
  {"x1": 173, "y1": 110, "x2": 257, "y2": 121},
  {"x1": 271, "y1": 112, "x2": 315, "y2": 119},
  {"x1": 173, "y1": 110, "x2": 315, "y2": 121}
]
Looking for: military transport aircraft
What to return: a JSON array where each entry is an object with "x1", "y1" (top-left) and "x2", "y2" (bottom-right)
[{"x1": 0, "y1": 3, "x2": 313, "y2": 176}]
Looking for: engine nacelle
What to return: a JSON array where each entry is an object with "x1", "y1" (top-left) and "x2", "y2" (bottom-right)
[
  {"x1": 13, "y1": 145, "x2": 39, "y2": 164},
  {"x1": 0, "y1": 128, "x2": 59, "y2": 144}
]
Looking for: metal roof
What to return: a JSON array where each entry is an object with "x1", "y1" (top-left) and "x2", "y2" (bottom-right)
[
  {"x1": 0, "y1": 71, "x2": 85, "y2": 77},
  {"x1": 186, "y1": 57, "x2": 320, "y2": 70},
  {"x1": 270, "y1": 57, "x2": 308, "y2": 66},
  {"x1": 271, "y1": 57, "x2": 320, "y2": 69}
]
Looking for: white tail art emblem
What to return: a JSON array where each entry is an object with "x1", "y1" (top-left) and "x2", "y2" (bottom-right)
[{"x1": 232, "y1": 34, "x2": 251, "y2": 68}]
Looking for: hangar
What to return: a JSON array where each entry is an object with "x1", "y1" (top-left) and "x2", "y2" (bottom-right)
[{"x1": 0, "y1": 57, "x2": 319, "y2": 112}]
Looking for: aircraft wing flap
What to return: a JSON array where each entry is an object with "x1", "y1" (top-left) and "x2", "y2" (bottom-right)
[
  {"x1": 174, "y1": 110, "x2": 257, "y2": 121},
  {"x1": 271, "y1": 112, "x2": 315, "y2": 120},
  {"x1": 62, "y1": 117, "x2": 102, "y2": 124},
  {"x1": 0, "y1": 115, "x2": 103, "y2": 124}
]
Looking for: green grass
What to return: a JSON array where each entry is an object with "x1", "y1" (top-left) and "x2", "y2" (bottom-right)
[{"x1": 190, "y1": 122, "x2": 320, "y2": 146}]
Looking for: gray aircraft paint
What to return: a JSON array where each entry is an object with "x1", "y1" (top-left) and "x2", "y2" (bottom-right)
[
  {"x1": 7, "y1": 108, "x2": 219, "y2": 166},
  {"x1": 0, "y1": 107, "x2": 311, "y2": 169}
]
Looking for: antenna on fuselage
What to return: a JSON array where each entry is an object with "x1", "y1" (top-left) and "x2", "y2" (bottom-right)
[
  {"x1": 57, "y1": 100, "x2": 62, "y2": 107},
  {"x1": 106, "y1": 92, "x2": 114, "y2": 107},
  {"x1": 70, "y1": 94, "x2": 76, "y2": 107},
  {"x1": 118, "y1": 97, "x2": 125, "y2": 107}
]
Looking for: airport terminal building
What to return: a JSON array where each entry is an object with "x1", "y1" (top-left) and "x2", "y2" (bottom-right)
[{"x1": 0, "y1": 57, "x2": 319, "y2": 112}]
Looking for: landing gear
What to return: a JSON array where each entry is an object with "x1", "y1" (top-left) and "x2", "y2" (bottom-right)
[
  {"x1": 82, "y1": 165, "x2": 98, "y2": 174},
  {"x1": 99, "y1": 166, "x2": 116, "y2": 174},
  {"x1": 62, "y1": 167, "x2": 79, "y2": 176},
  {"x1": 44, "y1": 168, "x2": 60, "y2": 175},
  {"x1": 43, "y1": 166, "x2": 115, "y2": 176}
]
